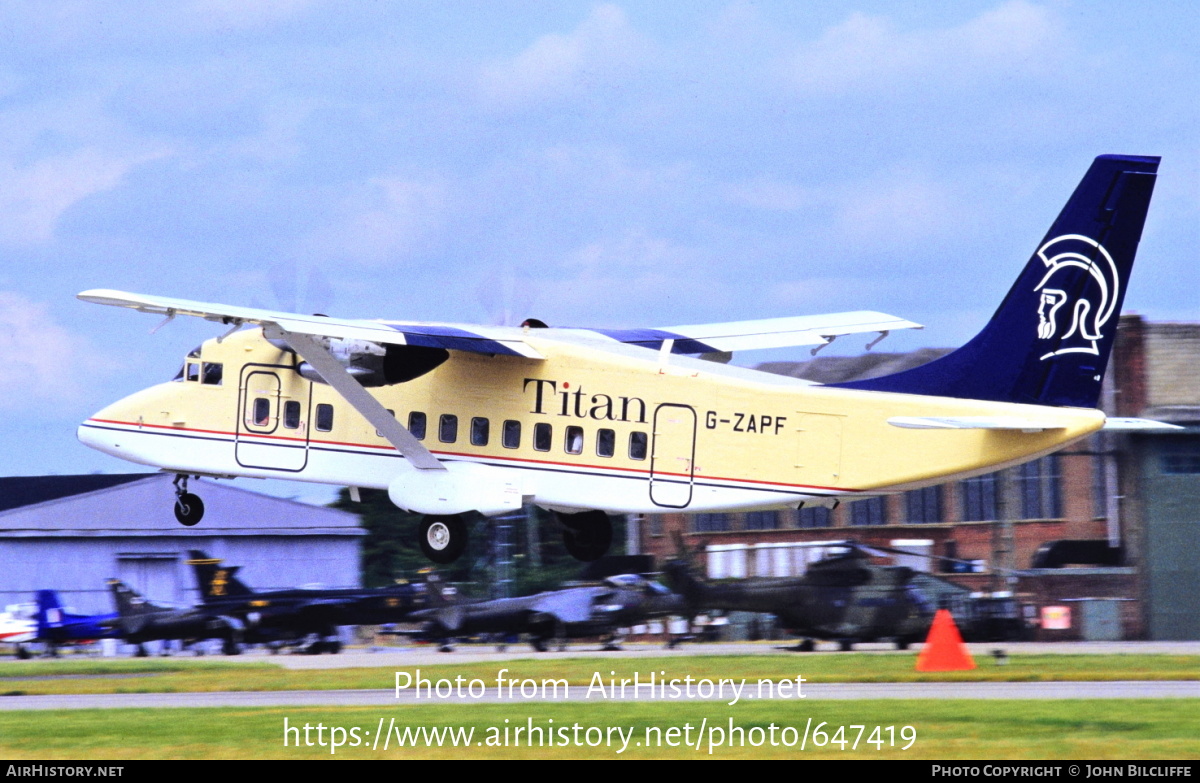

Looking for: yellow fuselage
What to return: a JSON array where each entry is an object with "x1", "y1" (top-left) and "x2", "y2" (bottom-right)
[{"x1": 79, "y1": 328, "x2": 1104, "y2": 514}]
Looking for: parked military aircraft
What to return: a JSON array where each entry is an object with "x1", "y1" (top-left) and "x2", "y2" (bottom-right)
[
  {"x1": 108, "y1": 580, "x2": 243, "y2": 655},
  {"x1": 414, "y1": 573, "x2": 686, "y2": 652},
  {"x1": 664, "y1": 541, "x2": 989, "y2": 651},
  {"x1": 186, "y1": 551, "x2": 427, "y2": 653},
  {"x1": 78, "y1": 155, "x2": 1165, "y2": 565},
  {"x1": 32, "y1": 590, "x2": 120, "y2": 654}
]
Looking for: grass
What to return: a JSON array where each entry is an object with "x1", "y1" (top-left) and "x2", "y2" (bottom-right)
[
  {"x1": 2, "y1": 700, "x2": 1199, "y2": 759},
  {"x1": 0, "y1": 653, "x2": 1198, "y2": 696}
]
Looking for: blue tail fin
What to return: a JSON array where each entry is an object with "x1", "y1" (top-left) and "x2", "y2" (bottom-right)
[
  {"x1": 836, "y1": 155, "x2": 1159, "y2": 408},
  {"x1": 35, "y1": 590, "x2": 65, "y2": 635}
]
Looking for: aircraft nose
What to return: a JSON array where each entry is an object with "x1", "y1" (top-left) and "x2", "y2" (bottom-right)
[{"x1": 77, "y1": 417, "x2": 123, "y2": 458}]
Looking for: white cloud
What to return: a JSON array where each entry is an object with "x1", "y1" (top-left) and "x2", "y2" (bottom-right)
[
  {"x1": 725, "y1": 176, "x2": 815, "y2": 212},
  {"x1": 0, "y1": 292, "x2": 96, "y2": 409},
  {"x1": 478, "y1": 4, "x2": 646, "y2": 107},
  {"x1": 182, "y1": 0, "x2": 317, "y2": 31},
  {"x1": 301, "y1": 176, "x2": 450, "y2": 266},
  {"x1": 527, "y1": 231, "x2": 727, "y2": 326},
  {"x1": 786, "y1": 1, "x2": 1065, "y2": 93},
  {"x1": 0, "y1": 148, "x2": 164, "y2": 246},
  {"x1": 834, "y1": 168, "x2": 959, "y2": 245}
]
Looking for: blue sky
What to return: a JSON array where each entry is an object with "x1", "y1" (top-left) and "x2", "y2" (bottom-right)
[{"x1": 1, "y1": 1, "x2": 1196, "y2": 503}]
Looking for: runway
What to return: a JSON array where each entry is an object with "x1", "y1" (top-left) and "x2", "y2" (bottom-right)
[
  {"x1": 2, "y1": 640, "x2": 1199, "y2": 710},
  {"x1": 1, "y1": 680, "x2": 1198, "y2": 710},
  {"x1": 268, "y1": 640, "x2": 1200, "y2": 669}
]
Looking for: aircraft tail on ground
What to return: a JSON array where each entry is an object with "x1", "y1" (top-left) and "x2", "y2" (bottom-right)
[
  {"x1": 835, "y1": 155, "x2": 1160, "y2": 408},
  {"x1": 186, "y1": 550, "x2": 254, "y2": 601},
  {"x1": 34, "y1": 590, "x2": 65, "y2": 635},
  {"x1": 107, "y1": 580, "x2": 168, "y2": 619}
]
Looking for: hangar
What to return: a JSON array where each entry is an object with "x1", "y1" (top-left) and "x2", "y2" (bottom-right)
[{"x1": 0, "y1": 473, "x2": 362, "y2": 616}]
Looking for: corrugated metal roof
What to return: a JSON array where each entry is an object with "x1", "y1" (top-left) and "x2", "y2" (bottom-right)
[{"x1": 0, "y1": 474, "x2": 155, "y2": 514}]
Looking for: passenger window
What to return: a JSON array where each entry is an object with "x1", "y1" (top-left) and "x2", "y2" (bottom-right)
[
  {"x1": 565, "y1": 426, "x2": 583, "y2": 455},
  {"x1": 629, "y1": 431, "x2": 648, "y2": 460},
  {"x1": 283, "y1": 401, "x2": 301, "y2": 429},
  {"x1": 502, "y1": 420, "x2": 521, "y2": 449},
  {"x1": 201, "y1": 363, "x2": 223, "y2": 385},
  {"x1": 533, "y1": 423, "x2": 552, "y2": 452},
  {"x1": 316, "y1": 403, "x2": 334, "y2": 432},
  {"x1": 471, "y1": 417, "x2": 489, "y2": 446},
  {"x1": 252, "y1": 398, "x2": 271, "y2": 427},
  {"x1": 409, "y1": 412, "x2": 426, "y2": 440},
  {"x1": 596, "y1": 428, "x2": 615, "y2": 458},
  {"x1": 439, "y1": 414, "x2": 458, "y2": 443}
]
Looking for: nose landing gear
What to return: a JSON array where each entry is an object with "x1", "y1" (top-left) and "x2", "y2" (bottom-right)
[{"x1": 173, "y1": 475, "x2": 205, "y2": 526}]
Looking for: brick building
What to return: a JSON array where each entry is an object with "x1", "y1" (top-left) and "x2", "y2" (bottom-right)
[{"x1": 635, "y1": 315, "x2": 1200, "y2": 641}]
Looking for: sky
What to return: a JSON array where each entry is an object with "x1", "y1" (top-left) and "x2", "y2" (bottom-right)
[{"x1": 1, "y1": 0, "x2": 1196, "y2": 504}]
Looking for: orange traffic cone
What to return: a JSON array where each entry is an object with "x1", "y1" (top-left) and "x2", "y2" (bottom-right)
[{"x1": 915, "y1": 609, "x2": 975, "y2": 671}]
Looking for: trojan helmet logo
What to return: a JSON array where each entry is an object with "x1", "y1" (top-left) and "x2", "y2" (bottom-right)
[{"x1": 1033, "y1": 233, "x2": 1119, "y2": 361}]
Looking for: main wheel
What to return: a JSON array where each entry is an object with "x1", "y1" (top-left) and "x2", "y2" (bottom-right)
[
  {"x1": 174, "y1": 493, "x2": 204, "y2": 526},
  {"x1": 558, "y1": 510, "x2": 612, "y2": 562},
  {"x1": 419, "y1": 515, "x2": 468, "y2": 564}
]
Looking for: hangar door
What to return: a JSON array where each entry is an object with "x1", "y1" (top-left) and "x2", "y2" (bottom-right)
[{"x1": 117, "y1": 553, "x2": 182, "y2": 605}]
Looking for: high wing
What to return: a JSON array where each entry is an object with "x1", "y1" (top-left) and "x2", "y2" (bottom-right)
[
  {"x1": 77, "y1": 290, "x2": 543, "y2": 358},
  {"x1": 77, "y1": 290, "x2": 555, "y2": 471},
  {"x1": 591, "y1": 311, "x2": 922, "y2": 354}
]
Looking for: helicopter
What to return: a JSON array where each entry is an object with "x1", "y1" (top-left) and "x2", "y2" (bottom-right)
[{"x1": 663, "y1": 540, "x2": 1020, "y2": 650}]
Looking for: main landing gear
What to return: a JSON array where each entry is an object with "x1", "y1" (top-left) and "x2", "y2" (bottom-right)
[
  {"x1": 414, "y1": 509, "x2": 612, "y2": 565},
  {"x1": 555, "y1": 510, "x2": 613, "y2": 562},
  {"x1": 173, "y1": 475, "x2": 204, "y2": 526},
  {"x1": 419, "y1": 514, "x2": 468, "y2": 564}
]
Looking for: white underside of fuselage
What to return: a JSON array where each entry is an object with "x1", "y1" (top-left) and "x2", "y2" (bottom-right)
[{"x1": 78, "y1": 419, "x2": 846, "y2": 515}]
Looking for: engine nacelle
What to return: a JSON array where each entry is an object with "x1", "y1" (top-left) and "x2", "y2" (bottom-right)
[
  {"x1": 268, "y1": 333, "x2": 449, "y2": 387},
  {"x1": 387, "y1": 462, "x2": 523, "y2": 516}
]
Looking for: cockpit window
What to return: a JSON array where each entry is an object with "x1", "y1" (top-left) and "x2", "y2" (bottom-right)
[
  {"x1": 201, "y1": 363, "x2": 223, "y2": 385},
  {"x1": 185, "y1": 362, "x2": 201, "y2": 382}
]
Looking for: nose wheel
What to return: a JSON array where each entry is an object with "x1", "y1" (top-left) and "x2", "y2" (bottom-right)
[
  {"x1": 173, "y1": 475, "x2": 205, "y2": 526},
  {"x1": 419, "y1": 514, "x2": 467, "y2": 564}
]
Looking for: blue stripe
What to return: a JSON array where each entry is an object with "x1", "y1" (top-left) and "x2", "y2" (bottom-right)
[
  {"x1": 589, "y1": 328, "x2": 718, "y2": 355},
  {"x1": 384, "y1": 325, "x2": 527, "y2": 356}
]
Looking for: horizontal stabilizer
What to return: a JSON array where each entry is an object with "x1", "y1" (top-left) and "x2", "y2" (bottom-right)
[
  {"x1": 1102, "y1": 417, "x2": 1183, "y2": 431},
  {"x1": 888, "y1": 416, "x2": 1068, "y2": 431}
]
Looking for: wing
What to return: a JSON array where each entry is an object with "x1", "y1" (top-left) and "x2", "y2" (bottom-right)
[
  {"x1": 77, "y1": 290, "x2": 543, "y2": 359},
  {"x1": 78, "y1": 290, "x2": 505, "y2": 470},
  {"x1": 590, "y1": 311, "x2": 922, "y2": 354}
]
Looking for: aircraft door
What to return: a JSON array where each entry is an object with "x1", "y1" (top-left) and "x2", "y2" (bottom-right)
[
  {"x1": 236, "y1": 366, "x2": 310, "y2": 472},
  {"x1": 650, "y1": 404, "x2": 696, "y2": 508}
]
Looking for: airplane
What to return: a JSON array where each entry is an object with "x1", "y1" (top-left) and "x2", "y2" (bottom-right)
[
  {"x1": 77, "y1": 155, "x2": 1166, "y2": 565},
  {"x1": 414, "y1": 572, "x2": 686, "y2": 652},
  {"x1": 663, "y1": 541, "x2": 1007, "y2": 651},
  {"x1": 185, "y1": 550, "x2": 428, "y2": 653},
  {"x1": 0, "y1": 607, "x2": 36, "y2": 659},
  {"x1": 107, "y1": 579, "x2": 243, "y2": 656},
  {"x1": 31, "y1": 590, "x2": 121, "y2": 654}
]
